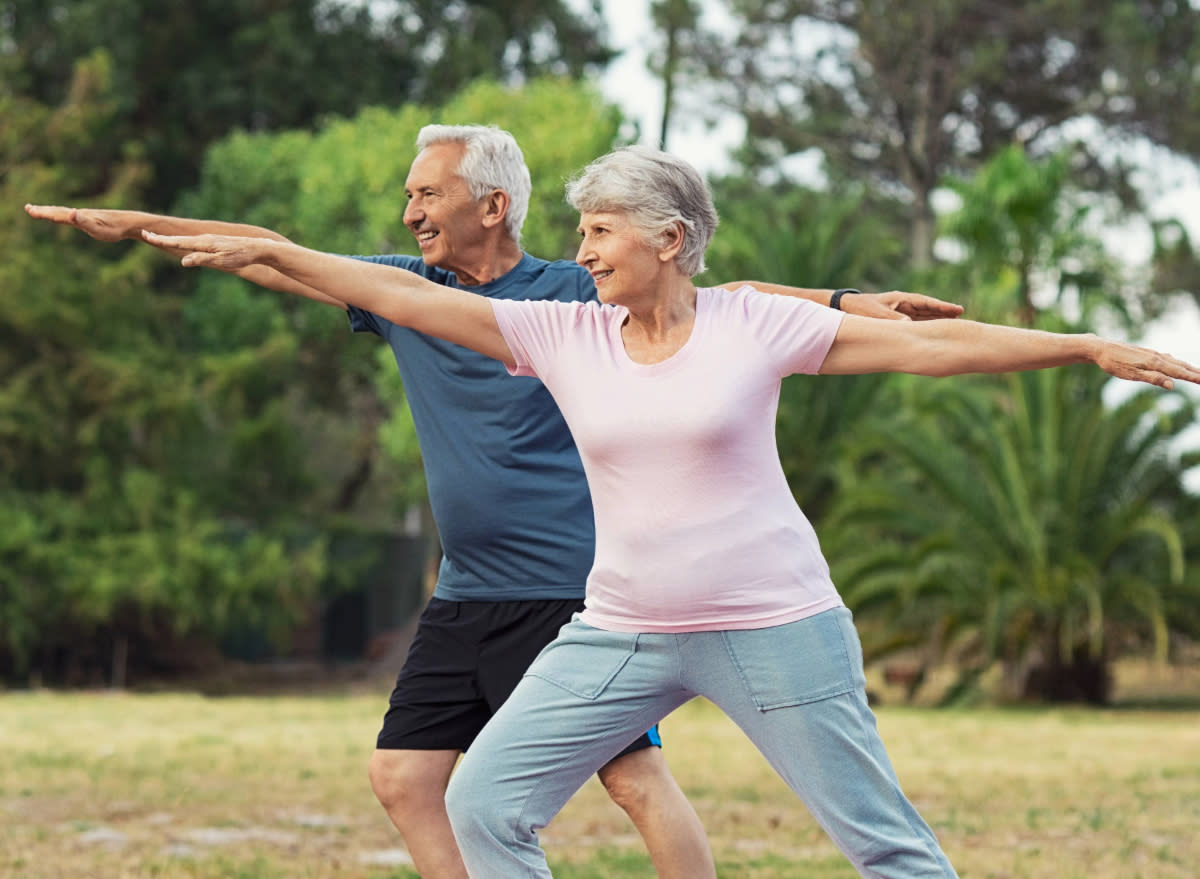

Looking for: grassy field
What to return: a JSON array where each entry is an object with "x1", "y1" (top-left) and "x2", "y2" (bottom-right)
[{"x1": 1, "y1": 665, "x2": 1198, "y2": 879}]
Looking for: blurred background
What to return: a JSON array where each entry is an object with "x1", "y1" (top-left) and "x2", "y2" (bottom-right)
[{"x1": 3, "y1": 0, "x2": 1199, "y2": 706}]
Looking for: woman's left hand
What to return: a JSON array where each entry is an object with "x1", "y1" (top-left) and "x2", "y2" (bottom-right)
[{"x1": 1093, "y1": 338, "x2": 1200, "y2": 390}]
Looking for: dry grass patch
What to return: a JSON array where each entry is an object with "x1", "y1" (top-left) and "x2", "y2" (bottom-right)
[{"x1": 1, "y1": 674, "x2": 1198, "y2": 878}]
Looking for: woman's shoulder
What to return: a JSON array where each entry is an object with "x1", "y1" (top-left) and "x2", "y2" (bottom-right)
[
  {"x1": 697, "y1": 283, "x2": 771, "y2": 317},
  {"x1": 498, "y1": 296, "x2": 621, "y2": 334}
]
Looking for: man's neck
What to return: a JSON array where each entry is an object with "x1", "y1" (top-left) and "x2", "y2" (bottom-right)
[{"x1": 445, "y1": 240, "x2": 524, "y2": 287}]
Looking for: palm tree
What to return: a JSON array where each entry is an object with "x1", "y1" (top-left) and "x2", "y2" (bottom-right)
[
  {"x1": 940, "y1": 144, "x2": 1135, "y2": 329},
  {"x1": 828, "y1": 365, "x2": 1198, "y2": 704}
]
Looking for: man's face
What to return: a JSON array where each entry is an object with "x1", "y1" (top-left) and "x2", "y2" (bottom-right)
[{"x1": 403, "y1": 142, "x2": 486, "y2": 272}]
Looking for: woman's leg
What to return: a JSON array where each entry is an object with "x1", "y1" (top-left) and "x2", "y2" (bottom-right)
[
  {"x1": 687, "y1": 609, "x2": 958, "y2": 879},
  {"x1": 445, "y1": 620, "x2": 691, "y2": 878}
]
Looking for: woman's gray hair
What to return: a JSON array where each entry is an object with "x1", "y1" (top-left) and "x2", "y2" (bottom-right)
[
  {"x1": 565, "y1": 145, "x2": 718, "y2": 277},
  {"x1": 416, "y1": 124, "x2": 531, "y2": 245}
]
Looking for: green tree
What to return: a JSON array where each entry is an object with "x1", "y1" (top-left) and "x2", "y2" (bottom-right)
[
  {"x1": 813, "y1": 139, "x2": 1199, "y2": 704},
  {"x1": 0, "y1": 0, "x2": 614, "y2": 208},
  {"x1": 695, "y1": 0, "x2": 1200, "y2": 268},
  {"x1": 939, "y1": 144, "x2": 1135, "y2": 327},
  {"x1": 830, "y1": 365, "x2": 1198, "y2": 704},
  {"x1": 1, "y1": 54, "x2": 326, "y2": 682},
  {"x1": 1151, "y1": 219, "x2": 1200, "y2": 309},
  {"x1": 649, "y1": 0, "x2": 702, "y2": 150}
]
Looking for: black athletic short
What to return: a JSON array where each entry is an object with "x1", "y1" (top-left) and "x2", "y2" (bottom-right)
[{"x1": 376, "y1": 596, "x2": 661, "y2": 756}]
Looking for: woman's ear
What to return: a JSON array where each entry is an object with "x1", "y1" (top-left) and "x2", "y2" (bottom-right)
[{"x1": 658, "y1": 220, "x2": 686, "y2": 263}]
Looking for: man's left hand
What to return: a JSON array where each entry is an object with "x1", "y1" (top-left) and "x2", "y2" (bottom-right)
[{"x1": 841, "y1": 291, "x2": 964, "y2": 321}]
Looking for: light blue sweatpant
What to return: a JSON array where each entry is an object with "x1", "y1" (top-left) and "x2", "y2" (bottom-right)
[{"x1": 444, "y1": 607, "x2": 957, "y2": 878}]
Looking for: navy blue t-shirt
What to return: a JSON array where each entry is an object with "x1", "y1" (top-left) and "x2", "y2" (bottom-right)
[{"x1": 347, "y1": 253, "x2": 597, "y2": 602}]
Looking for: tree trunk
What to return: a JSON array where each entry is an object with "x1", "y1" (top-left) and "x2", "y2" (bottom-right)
[{"x1": 1021, "y1": 642, "x2": 1112, "y2": 705}]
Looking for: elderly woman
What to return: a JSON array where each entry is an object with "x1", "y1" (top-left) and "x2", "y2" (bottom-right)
[{"x1": 148, "y1": 146, "x2": 1199, "y2": 879}]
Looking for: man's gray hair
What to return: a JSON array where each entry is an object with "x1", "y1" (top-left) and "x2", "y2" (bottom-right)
[
  {"x1": 416, "y1": 124, "x2": 531, "y2": 245},
  {"x1": 564, "y1": 145, "x2": 718, "y2": 277}
]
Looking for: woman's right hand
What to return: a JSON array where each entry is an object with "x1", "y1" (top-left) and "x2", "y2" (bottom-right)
[{"x1": 141, "y1": 231, "x2": 277, "y2": 273}]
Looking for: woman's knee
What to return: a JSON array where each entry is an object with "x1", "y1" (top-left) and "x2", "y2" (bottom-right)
[{"x1": 444, "y1": 760, "x2": 495, "y2": 835}]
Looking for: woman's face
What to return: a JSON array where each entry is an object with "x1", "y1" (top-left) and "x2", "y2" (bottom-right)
[{"x1": 575, "y1": 210, "x2": 667, "y2": 304}]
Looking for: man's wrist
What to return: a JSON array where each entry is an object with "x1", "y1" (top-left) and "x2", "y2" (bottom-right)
[
  {"x1": 830, "y1": 288, "x2": 861, "y2": 310},
  {"x1": 123, "y1": 211, "x2": 158, "y2": 240}
]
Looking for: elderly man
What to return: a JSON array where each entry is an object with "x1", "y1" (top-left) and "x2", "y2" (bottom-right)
[{"x1": 26, "y1": 124, "x2": 961, "y2": 879}]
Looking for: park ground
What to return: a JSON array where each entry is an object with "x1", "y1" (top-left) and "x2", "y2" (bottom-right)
[{"x1": 1, "y1": 659, "x2": 1198, "y2": 879}]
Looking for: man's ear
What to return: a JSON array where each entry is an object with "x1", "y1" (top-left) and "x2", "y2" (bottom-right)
[
  {"x1": 481, "y1": 189, "x2": 511, "y2": 231},
  {"x1": 658, "y1": 220, "x2": 686, "y2": 263}
]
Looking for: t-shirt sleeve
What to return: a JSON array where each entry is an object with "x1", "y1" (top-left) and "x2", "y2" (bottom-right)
[
  {"x1": 730, "y1": 284, "x2": 845, "y2": 376},
  {"x1": 346, "y1": 304, "x2": 382, "y2": 335},
  {"x1": 491, "y1": 298, "x2": 582, "y2": 379},
  {"x1": 342, "y1": 254, "x2": 427, "y2": 335}
]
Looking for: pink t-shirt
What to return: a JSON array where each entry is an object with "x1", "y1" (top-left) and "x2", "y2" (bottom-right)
[{"x1": 491, "y1": 284, "x2": 846, "y2": 633}]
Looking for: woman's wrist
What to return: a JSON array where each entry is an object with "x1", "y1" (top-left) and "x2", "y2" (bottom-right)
[{"x1": 1078, "y1": 332, "x2": 1104, "y2": 366}]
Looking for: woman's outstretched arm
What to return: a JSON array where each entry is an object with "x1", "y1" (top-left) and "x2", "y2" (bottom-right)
[
  {"x1": 819, "y1": 312, "x2": 1200, "y2": 390},
  {"x1": 144, "y1": 232, "x2": 515, "y2": 367}
]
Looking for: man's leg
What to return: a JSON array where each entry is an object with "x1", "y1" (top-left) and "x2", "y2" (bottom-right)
[
  {"x1": 598, "y1": 744, "x2": 717, "y2": 879},
  {"x1": 369, "y1": 598, "x2": 493, "y2": 879},
  {"x1": 368, "y1": 748, "x2": 466, "y2": 878}
]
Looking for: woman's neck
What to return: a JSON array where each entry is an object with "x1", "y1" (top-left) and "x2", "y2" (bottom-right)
[{"x1": 620, "y1": 278, "x2": 698, "y2": 364}]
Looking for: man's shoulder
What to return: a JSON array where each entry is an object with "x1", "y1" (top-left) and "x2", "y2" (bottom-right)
[
  {"x1": 354, "y1": 253, "x2": 451, "y2": 281},
  {"x1": 507, "y1": 255, "x2": 596, "y2": 304}
]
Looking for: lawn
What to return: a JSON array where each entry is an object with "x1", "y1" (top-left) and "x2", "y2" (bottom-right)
[{"x1": 1, "y1": 665, "x2": 1197, "y2": 879}]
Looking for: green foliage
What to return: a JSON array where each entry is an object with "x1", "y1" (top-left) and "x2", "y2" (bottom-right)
[
  {"x1": 940, "y1": 145, "x2": 1135, "y2": 327},
  {"x1": 1151, "y1": 219, "x2": 1200, "y2": 310},
  {"x1": 1, "y1": 55, "x2": 328, "y2": 679},
  {"x1": 3, "y1": 75, "x2": 628, "y2": 680},
  {"x1": 830, "y1": 364, "x2": 1199, "y2": 703},
  {"x1": 695, "y1": 0, "x2": 1200, "y2": 266},
  {"x1": 705, "y1": 176, "x2": 907, "y2": 292},
  {"x1": 182, "y1": 77, "x2": 623, "y2": 260},
  {"x1": 1, "y1": 0, "x2": 614, "y2": 208},
  {"x1": 813, "y1": 139, "x2": 1200, "y2": 703}
]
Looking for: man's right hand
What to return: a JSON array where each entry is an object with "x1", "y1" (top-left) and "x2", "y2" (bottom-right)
[{"x1": 24, "y1": 204, "x2": 142, "y2": 242}]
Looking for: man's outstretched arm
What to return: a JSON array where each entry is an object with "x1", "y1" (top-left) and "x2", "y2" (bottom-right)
[
  {"x1": 24, "y1": 204, "x2": 347, "y2": 309},
  {"x1": 719, "y1": 280, "x2": 964, "y2": 321}
]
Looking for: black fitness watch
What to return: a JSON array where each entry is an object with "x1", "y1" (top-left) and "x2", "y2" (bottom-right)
[{"x1": 829, "y1": 288, "x2": 861, "y2": 311}]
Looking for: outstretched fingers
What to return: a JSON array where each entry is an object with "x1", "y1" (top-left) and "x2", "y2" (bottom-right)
[
  {"x1": 1105, "y1": 345, "x2": 1200, "y2": 390},
  {"x1": 879, "y1": 291, "x2": 965, "y2": 321},
  {"x1": 1157, "y1": 352, "x2": 1200, "y2": 389},
  {"x1": 141, "y1": 230, "x2": 210, "y2": 265},
  {"x1": 141, "y1": 231, "x2": 261, "y2": 271},
  {"x1": 25, "y1": 204, "x2": 76, "y2": 224}
]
